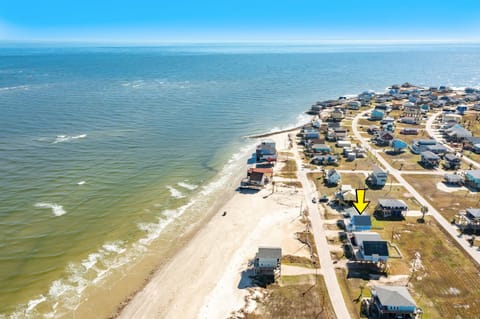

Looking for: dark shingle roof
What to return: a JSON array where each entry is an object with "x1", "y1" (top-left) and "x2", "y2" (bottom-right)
[
  {"x1": 363, "y1": 241, "x2": 389, "y2": 257},
  {"x1": 421, "y1": 151, "x2": 440, "y2": 160},
  {"x1": 378, "y1": 199, "x2": 408, "y2": 209}
]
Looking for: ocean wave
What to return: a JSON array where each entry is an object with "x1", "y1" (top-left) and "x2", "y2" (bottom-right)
[
  {"x1": 120, "y1": 79, "x2": 195, "y2": 90},
  {"x1": 77, "y1": 181, "x2": 86, "y2": 185},
  {"x1": 0, "y1": 85, "x2": 30, "y2": 92},
  {"x1": 166, "y1": 186, "x2": 185, "y2": 199},
  {"x1": 34, "y1": 203, "x2": 66, "y2": 217},
  {"x1": 177, "y1": 181, "x2": 198, "y2": 190},
  {"x1": 52, "y1": 134, "x2": 87, "y2": 144}
]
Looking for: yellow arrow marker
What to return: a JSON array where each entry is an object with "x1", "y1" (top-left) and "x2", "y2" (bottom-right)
[{"x1": 353, "y1": 189, "x2": 370, "y2": 215}]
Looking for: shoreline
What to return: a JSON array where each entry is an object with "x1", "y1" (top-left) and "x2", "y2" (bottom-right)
[{"x1": 115, "y1": 130, "x2": 308, "y2": 319}]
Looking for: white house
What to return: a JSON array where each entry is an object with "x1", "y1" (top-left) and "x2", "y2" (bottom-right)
[{"x1": 254, "y1": 246, "x2": 282, "y2": 277}]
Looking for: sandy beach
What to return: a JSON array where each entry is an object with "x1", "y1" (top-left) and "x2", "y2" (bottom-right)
[{"x1": 118, "y1": 131, "x2": 310, "y2": 319}]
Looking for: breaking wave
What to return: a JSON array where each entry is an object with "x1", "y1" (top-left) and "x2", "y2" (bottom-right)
[
  {"x1": 177, "y1": 182, "x2": 198, "y2": 190},
  {"x1": 166, "y1": 186, "x2": 185, "y2": 199},
  {"x1": 34, "y1": 203, "x2": 66, "y2": 217},
  {"x1": 52, "y1": 134, "x2": 87, "y2": 144}
]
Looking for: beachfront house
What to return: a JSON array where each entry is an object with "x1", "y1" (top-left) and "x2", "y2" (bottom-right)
[
  {"x1": 375, "y1": 199, "x2": 408, "y2": 219},
  {"x1": 391, "y1": 139, "x2": 407, "y2": 154},
  {"x1": 350, "y1": 232, "x2": 389, "y2": 263},
  {"x1": 240, "y1": 171, "x2": 267, "y2": 189},
  {"x1": 367, "y1": 166, "x2": 388, "y2": 188},
  {"x1": 330, "y1": 107, "x2": 345, "y2": 122},
  {"x1": 464, "y1": 170, "x2": 480, "y2": 190},
  {"x1": 303, "y1": 127, "x2": 320, "y2": 139},
  {"x1": 369, "y1": 286, "x2": 418, "y2": 319},
  {"x1": 256, "y1": 140, "x2": 277, "y2": 163},
  {"x1": 254, "y1": 246, "x2": 282, "y2": 278},
  {"x1": 443, "y1": 153, "x2": 461, "y2": 170},
  {"x1": 420, "y1": 151, "x2": 440, "y2": 168},
  {"x1": 346, "y1": 214, "x2": 372, "y2": 232},
  {"x1": 325, "y1": 169, "x2": 341, "y2": 186},
  {"x1": 347, "y1": 100, "x2": 361, "y2": 110}
]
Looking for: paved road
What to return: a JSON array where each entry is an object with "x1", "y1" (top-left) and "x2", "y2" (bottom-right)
[
  {"x1": 426, "y1": 111, "x2": 480, "y2": 169},
  {"x1": 293, "y1": 144, "x2": 351, "y2": 319},
  {"x1": 352, "y1": 112, "x2": 480, "y2": 266}
]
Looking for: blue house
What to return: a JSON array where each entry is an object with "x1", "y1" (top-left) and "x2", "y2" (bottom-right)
[
  {"x1": 304, "y1": 128, "x2": 320, "y2": 139},
  {"x1": 347, "y1": 214, "x2": 372, "y2": 232},
  {"x1": 465, "y1": 170, "x2": 480, "y2": 190},
  {"x1": 311, "y1": 144, "x2": 331, "y2": 154},
  {"x1": 370, "y1": 286, "x2": 418, "y2": 318},
  {"x1": 391, "y1": 139, "x2": 407, "y2": 153},
  {"x1": 325, "y1": 169, "x2": 341, "y2": 186},
  {"x1": 370, "y1": 109, "x2": 384, "y2": 120}
]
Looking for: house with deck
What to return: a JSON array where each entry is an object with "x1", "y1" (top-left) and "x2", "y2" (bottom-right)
[
  {"x1": 254, "y1": 246, "x2": 282, "y2": 278},
  {"x1": 350, "y1": 232, "x2": 389, "y2": 263},
  {"x1": 420, "y1": 151, "x2": 440, "y2": 168},
  {"x1": 256, "y1": 140, "x2": 277, "y2": 163},
  {"x1": 464, "y1": 170, "x2": 480, "y2": 190},
  {"x1": 444, "y1": 124, "x2": 472, "y2": 142},
  {"x1": 459, "y1": 208, "x2": 480, "y2": 233},
  {"x1": 311, "y1": 143, "x2": 331, "y2": 154},
  {"x1": 369, "y1": 285, "x2": 418, "y2": 319},
  {"x1": 391, "y1": 139, "x2": 407, "y2": 153},
  {"x1": 370, "y1": 109, "x2": 385, "y2": 121},
  {"x1": 410, "y1": 139, "x2": 441, "y2": 154},
  {"x1": 444, "y1": 173, "x2": 464, "y2": 185},
  {"x1": 443, "y1": 153, "x2": 461, "y2": 170},
  {"x1": 375, "y1": 199, "x2": 408, "y2": 219},
  {"x1": 367, "y1": 165, "x2": 388, "y2": 188},
  {"x1": 311, "y1": 155, "x2": 338, "y2": 166}
]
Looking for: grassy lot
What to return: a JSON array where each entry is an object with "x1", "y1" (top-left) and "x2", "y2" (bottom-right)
[
  {"x1": 277, "y1": 159, "x2": 297, "y2": 179},
  {"x1": 337, "y1": 216, "x2": 480, "y2": 319},
  {"x1": 461, "y1": 112, "x2": 480, "y2": 136},
  {"x1": 307, "y1": 173, "x2": 421, "y2": 214},
  {"x1": 378, "y1": 150, "x2": 423, "y2": 171},
  {"x1": 403, "y1": 174, "x2": 480, "y2": 221},
  {"x1": 248, "y1": 274, "x2": 336, "y2": 319},
  {"x1": 336, "y1": 268, "x2": 370, "y2": 319}
]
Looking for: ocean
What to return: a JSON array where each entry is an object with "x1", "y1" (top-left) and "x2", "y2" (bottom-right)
[{"x1": 1, "y1": 43, "x2": 480, "y2": 318}]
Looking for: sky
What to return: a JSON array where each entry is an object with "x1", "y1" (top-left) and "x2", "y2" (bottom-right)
[{"x1": 1, "y1": 0, "x2": 480, "y2": 43}]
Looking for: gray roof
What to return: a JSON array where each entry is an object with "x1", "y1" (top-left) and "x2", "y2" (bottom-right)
[
  {"x1": 426, "y1": 144, "x2": 448, "y2": 152},
  {"x1": 466, "y1": 170, "x2": 480, "y2": 179},
  {"x1": 372, "y1": 165, "x2": 385, "y2": 175},
  {"x1": 378, "y1": 199, "x2": 408, "y2": 209},
  {"x1": 257, "y1": 246, "x2": 282, "y2": 259},
  {"x1": 444, "y1": 153, "x2": 460, "y2": 162},
  {"x1": 373, "y1": 286, "x2": 416, "y2": 308},
  {"x1": 466, "y1": 208, "x2": 480, "y2": 219},
  {"x1": 421, "y1": 151, "x2": 440, "y2": 160},
  {"x1": 353, "y1": 232, "x2": 382, "y2": 246},
  {"x1": 444, "y1": 174, "x2": 463, "y2": 182}
]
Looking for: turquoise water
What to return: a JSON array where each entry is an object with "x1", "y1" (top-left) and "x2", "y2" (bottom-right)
[{"x1": 1, "y1": 44, "x2": 480, "y2": 317}]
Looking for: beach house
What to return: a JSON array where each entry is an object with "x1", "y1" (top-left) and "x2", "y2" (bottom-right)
[
  {"x1": 410, "y1": 139, "x2": 439, "y2": 154},
  {"x1": 325, "y1": 169, "x2": 341, "y2": 186},
  {"x1": 391, "y1": 139, "x2": 408, "y2": 153},
  {"x1": 444, "y1": 124, "x2": 472, "y2": 142},
  {"x1": 330, "y1": 107, "x2": 345, "y2": 122},
  {"x1": 367, "y1": 166, "x2": 388, "y2": 188},
  {"x1": 346, "y1": 214, "x2": 372, "y2": 232},
  {"x1": 375, "y1": 199, "x2": 408, "y2": 219},
  {"x1": 370, "y1": 109, "x2": 384, "y2": 121},
  {"x1": 254, "y1": 246, "x2": 282, "y2": 278},
  {"x1": 311, "y1": 143, "x2": 331, "y2": 154},
  {"x1": 369, "y1": 286, "x2": 418, "y2": 319},
  {"x1": 350, "y1": 232, "x2": 389, "y2": 263},
  {"x1": 256, "y1": 140, "x2": 277, "y2": 163},
  {"x1": 464, "y1": 170, "x2": 480, "y2": 190},
  {"x1": 444, "y1": 173, "x2": 464, "y2": 185},
  {"x1": 459, "y1": 208, "x2": 480, "y2": 233},
  {"x1": 443, "y1": 153, "x2": 461, "y2": 170},
  {"x1": 420, "y1": 151, "x2": 441, "y2": 168},
  {"x1": 311, "y1": 155, "x2": 338, "y2": 166}
]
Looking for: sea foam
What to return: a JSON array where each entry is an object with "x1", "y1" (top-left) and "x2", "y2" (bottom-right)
[
  {"x1": 177, "y1": 181, "x2": 198, "y2": 190},
  {"x1": 52, "y1": 134, "x2": 87, "y2": 144},
  {"x1": 166, "y1": 186, "x2": 185, "y2": 199},
  {"x1": 34, "y1": 203, "x2": 66, "y2": 216}
]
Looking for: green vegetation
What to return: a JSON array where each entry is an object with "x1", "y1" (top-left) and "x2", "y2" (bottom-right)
[
  {"x1": 247, "y1": 275, "x2": 336, "y2": 319},
  {"x1": 277, "y1": 159, "x2": 298, "y2": 179}
]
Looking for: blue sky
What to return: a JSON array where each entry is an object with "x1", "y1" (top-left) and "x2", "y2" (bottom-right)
[{"x1": 1, "y1": 0, "x2": 480, "y2": 43}]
